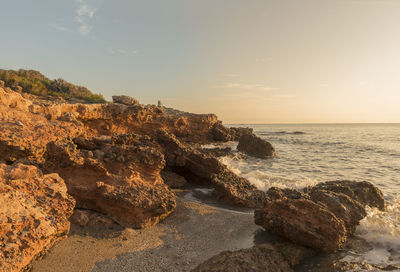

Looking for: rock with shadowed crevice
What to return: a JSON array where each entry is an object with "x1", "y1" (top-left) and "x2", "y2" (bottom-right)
[{"x1": 156, "y1": 129, "x2": 266, "y2": 208}]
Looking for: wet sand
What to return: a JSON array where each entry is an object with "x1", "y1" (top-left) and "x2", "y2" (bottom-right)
[{"x1": 31, "y1": 190, "x2": 264, "y2": 272}]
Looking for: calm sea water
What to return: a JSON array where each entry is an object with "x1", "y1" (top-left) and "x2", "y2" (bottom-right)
[{"x1": 210, "y1": 123, "x2": 400, "y2": 267}]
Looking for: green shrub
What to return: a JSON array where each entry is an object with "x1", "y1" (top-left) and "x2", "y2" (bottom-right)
[{"x1": 0, "y1": 69, "x2": 106, "y2": 104}]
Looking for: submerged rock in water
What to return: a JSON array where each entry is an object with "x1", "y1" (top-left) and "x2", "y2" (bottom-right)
[
  {"x1": 237, "y1": 133, "x2": 275, "y2": 158},
  {"x1": 0, "y1": 163, "x2": 75, "y2": 272},
  {"x1": 192, "y1": 242, "x2": 315, "y2": 272},
  {"x1": 255, "y1": 181, "x2": 385, "y2": 253}
]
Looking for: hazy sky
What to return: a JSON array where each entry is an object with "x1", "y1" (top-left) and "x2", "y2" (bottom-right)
[{"x1": 1, "y1": 0, "x2": 400, "y2": 123}]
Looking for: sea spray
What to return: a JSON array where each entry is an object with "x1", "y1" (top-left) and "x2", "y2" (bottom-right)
[
  {"x1": 219, "y1": 155, "x2": 318, "y2": 191},
  {"x1": 354, "y1": 199, "x2": 400, "y2": 265}
]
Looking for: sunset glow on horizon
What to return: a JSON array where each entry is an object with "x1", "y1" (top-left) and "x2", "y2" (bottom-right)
[{"x1": 1, "y1": 0, "x2": 399, "y2": 123}]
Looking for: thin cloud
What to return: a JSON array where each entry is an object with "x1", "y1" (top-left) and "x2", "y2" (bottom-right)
[
  {"x1": 74, "y1": 0, "x2": 97, "y2": 36},
  {"x1": 107, "y1": 47, "x2": 139, "y2": 56},
  {"x1": 50, "y1": 24, "x2": 70, "y2": 33},
  {"x1": 215, "y1": 83, "x2": 278, "y2": 91}
]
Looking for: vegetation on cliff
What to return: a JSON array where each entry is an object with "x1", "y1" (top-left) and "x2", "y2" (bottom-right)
[{"x1": 0, "y1": 68, "x2": 106, "y2": 103}]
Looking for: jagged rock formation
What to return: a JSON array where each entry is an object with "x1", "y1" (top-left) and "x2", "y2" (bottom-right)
[
  {"x1": 0, "y1": 84, "x2": 274, "y2": 271},
  {"x1": 192, "y1": 242, "x2": 315, "y2": 272},
  {"x1": 255, "y1": 181, "x2": 385, "y2": 253},
  {"x1": 237, "y1": 133, "x2": 275, "y2": 158},
  {"x1": 42, "y1": 135, "x2": 176, "y2": 228},
  {"x1": 0, "y1": 86, "x2": 85, "y2": 164},
  {"x1": 0, "y1": 85, "x2": 263, "y2": 228},
  {"x1": 0, "y1": 163, "x2": 75, "y2": 272},
  {"x1": 156, "y1": 129, "x2": 266, "y2": 208},
  {"x1": 306, "y1": 180, "x2": 385, "y2": 210}
]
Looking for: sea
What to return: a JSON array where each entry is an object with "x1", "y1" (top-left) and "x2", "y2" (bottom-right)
[{"x1": 205, "y1": 123, "x2": 400, "y2": 267}]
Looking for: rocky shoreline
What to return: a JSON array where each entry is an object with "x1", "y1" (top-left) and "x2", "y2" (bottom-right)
[{"x1": 1, "y1": 82, "x2": 398, "y2": 271}]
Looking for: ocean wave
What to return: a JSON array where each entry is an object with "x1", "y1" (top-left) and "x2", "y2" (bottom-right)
[
  {"x1": 201, "y1": 141, "x2": 237, "y2": 149},
  {"x1": 355, "y1": 199, "x2": 400, "y2": 266},
  {"x1": 219, "y1": 155, "x2": 318, "y2": 191}
]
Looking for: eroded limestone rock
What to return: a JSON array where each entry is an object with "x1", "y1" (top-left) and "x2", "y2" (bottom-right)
[
  {"x1": 43, "y1": 137, "x2": 176, "y2": 228},
  {"x1": 255, "y1": 181, "x2": 385, "y2": 253},
  {"x1": 0, "y1": 163, "x2": 75, "y2": 272}
]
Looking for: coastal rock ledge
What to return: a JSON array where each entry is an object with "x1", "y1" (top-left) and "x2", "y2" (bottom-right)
[{"x1": 0, "y1": 163, "x2": 75, "y2": 272}]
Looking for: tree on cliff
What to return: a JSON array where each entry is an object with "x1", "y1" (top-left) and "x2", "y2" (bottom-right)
[{"x1": 0, "y1": 69, "x2": 106, "y2": 103}]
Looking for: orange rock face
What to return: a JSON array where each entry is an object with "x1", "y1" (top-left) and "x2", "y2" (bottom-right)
[
  {"x1": 0, "y1": 85, "x2": 256, "y2": 270},
  {"x1": 0, "y1": 163, "x2": 75, "y2": 272},
  {"x1": 43, "y1": 136, "x2": 176, "y2": 228},
  {"x1": 0, "y1": 87, "x2": 84, "y2": 164}
]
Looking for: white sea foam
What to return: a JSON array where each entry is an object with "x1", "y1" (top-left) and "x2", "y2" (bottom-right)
[
  {"x1": 201, "y1": 141, "x2": 237, "y2": 149},
  {"x1": 355, "y1": 200, "x2": 400, "y2": 266},
  {"x1": 219, "y1": 155, "x2": 318, "y2": 191}
]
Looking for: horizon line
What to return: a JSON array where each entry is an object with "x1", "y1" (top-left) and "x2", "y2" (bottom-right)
[{"x1": 225, "y1": 122, "x2": 400, "y2": 125}]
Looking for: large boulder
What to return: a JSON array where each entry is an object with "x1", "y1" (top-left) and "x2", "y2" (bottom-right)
[
  {"x1": 308, "y1": 189, "x2": 366, "y2": 234},
  {"x1": 211, "y1": 122, "x2": 234, "y2": 142},
  {"x1": 255, "y1": 181, "x2": 385, "y2": 253},
  {"x1": 255, "y1": 191, "x2": 347, "y2": 253},
  {"x1": 229, "y1": 127, "x2": 253, "y2": 140},
  {"x1": 192, "y1": 242, "x2": 315, "y2": 272},
  {"x1": 112, "y1": 95, "x2": 139, "y2": 106},
  {"x1": 308, "y1": 180, "x2": 385, "y2": 210},
  {"x1": 43, "y1": 135, "x2": 176, "y2": 228},
  {"x1": 237, "y1": 133, "x2": 275, "y2": 158},
  {"x1": 0, "y1": 163, "x2": 75, "y2": 272},
  {"x1": 211, "y1": 124, "x2": 254, "y2": 142}
]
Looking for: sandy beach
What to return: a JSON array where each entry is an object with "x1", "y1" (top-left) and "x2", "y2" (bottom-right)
[{"x1": 31, "y1": 189, "x2": 264, "y2": 272}]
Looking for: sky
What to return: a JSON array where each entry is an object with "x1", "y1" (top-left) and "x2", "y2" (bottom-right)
[{"x1": 1, "y1": 0, "x2": 400, "y2": 124}]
